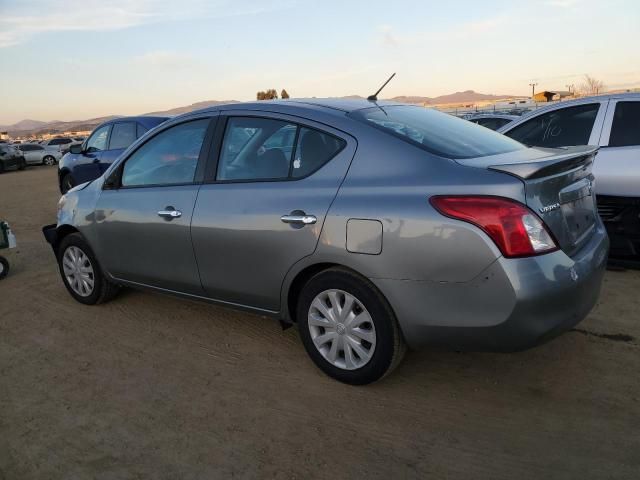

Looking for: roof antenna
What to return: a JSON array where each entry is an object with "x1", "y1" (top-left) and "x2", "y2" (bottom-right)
[{"x1": 367, "y1": 73, "x2": 396, "y2": 101}]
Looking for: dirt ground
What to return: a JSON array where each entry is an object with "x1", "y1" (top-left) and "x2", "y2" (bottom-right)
[{"x1": 1, "y1": 166, "x2": 639, "y2": 480}]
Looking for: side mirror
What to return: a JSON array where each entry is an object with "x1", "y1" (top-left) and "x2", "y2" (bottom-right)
[
  {"x1": 69, "y1": 144, "x2": 82, "y2": 154},
  {"x1": 102, "y1": 165, "x2": 122, "y2": 190}
]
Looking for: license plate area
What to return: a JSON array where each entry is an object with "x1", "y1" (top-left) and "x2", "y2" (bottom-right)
[{"x1": 560, "y1": 179, "x2": 596, "y2": 245}]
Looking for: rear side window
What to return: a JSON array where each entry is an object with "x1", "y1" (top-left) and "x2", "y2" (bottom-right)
[
  {"x1": 217, "y1": 118, "x2": 296, "y2": 181},
  {"x1": 349, "y1": 106, "x2": 523, "y2": 159},
  {"x1": 609, "y1": 102, "x2": 640, "y2": 147},
  {"x1": 121, "y1": 119, "x2": 209, "y2": 187},
  {"x1": 475, "y1": 117, "x2": 512, "y2": 131},
  {"x1": 292, "y1": 128, "x2": 345, "y2": 178},
  {"x1": 505, "y1": 104, "x2": 599, "y2": 147},
  {"x1": 216, "y1": 117, "x2": 345, "y2": 181},
  {"x1": 137, "y1": 123, "x2": 148, "y2": 138},
  {"x1": 109, "y1": 122, "x2": 137, "y2": 150}
]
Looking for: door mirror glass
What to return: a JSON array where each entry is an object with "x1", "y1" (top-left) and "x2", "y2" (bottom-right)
[{"x1": 69, "y1": 144, "x2": 82, "y2": 154}]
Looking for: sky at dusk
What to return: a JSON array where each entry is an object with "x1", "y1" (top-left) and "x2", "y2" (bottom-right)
[{"x1": 0, "y1": 0, "x2": 639, "y2": 124}]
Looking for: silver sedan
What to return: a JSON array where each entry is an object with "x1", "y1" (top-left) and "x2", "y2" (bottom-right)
[
  {"x1": 16, "y1": 143, "x2": 62, "y2": 166},
  {"x1": 43, "y1": 99, "x2": 608, "y2": 384}
]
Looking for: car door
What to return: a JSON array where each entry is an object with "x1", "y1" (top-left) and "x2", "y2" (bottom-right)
[
  {"x1": 191, "y1": 112, "x2": 356, "y2": 312},
  {"x1": 23, "y1": 145, "x2": 42, "y2": 164},
  {"x1": 99, "y1": 121, "x2": 138, "y2": 175},
  {"x1": 594, "y1": 99, "x2": 640, "y2": 197},
  {"x1": 93, "y1": 115, "x2": 216, "y2": 295},
  {"x1": 72, "y1": 124, "x2": 111, "y2": 184}
]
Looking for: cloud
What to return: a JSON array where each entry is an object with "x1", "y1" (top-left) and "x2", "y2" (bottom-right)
[
  {"x1": 379, "y1": 25, "x2": 398, "y2": 47},
  {"x1": 0, "y1": 0, "x2": 296, "y2": 48},
  {"x1": 379, "y1": 15, "x2": 510, "y2": 47}
]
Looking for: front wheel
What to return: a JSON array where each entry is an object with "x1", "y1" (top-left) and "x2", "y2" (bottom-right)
[
  {"x1": 57, "y1": 233, "x2": 119, "y2": 305},
  {"x1": 43, "y1": 155, "x2": 56, "y2": 166},
  {"x1": 0, "y1": 256, "x2": 9, "y2": 279},
  {"x1": 297, "y1": 267, "x2": 406, "y2": 385}
]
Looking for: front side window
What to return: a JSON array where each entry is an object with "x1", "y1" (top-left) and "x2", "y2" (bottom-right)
[
  {"x1": 609, "y1": 101, "x2": 640, "y2": 147},
  {"x1": 109, "y1": 122, "x2": 137, "y2": 150},
  {"x1": 505, "y1": 103, "x2": 599, "y2": 147},
  {"x1": 121, "y1": 119, "x2": 209, "y2": 187},
  {"x1": 349, "y1": 105, "x2": 524, "y2": 159},
  {"x1": 86, "y1": 125, "x2": 111, "y2": 153}
]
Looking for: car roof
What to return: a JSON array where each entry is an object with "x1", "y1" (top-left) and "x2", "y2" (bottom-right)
[
  {"x1": 99, "y1": 115, "x2": 169, "y2": 129},
  {"x1": 184, "y1": 98, "x2": 408, "y2": 117},
  {"x1": 467, "y1": 113, "x2": 519, "y2": 120},
  {"x1": 514, "y1": 92, "x2": 640, "y2": 122}
]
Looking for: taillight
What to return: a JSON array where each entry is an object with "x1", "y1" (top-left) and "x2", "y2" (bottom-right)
[{"x1": 429, "y1": 195, "x2": 558, "y2": 258}]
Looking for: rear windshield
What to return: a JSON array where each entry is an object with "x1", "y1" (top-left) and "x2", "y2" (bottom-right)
[{"x1": 349, "y1": 105, "x2": 525, "y2": 159}]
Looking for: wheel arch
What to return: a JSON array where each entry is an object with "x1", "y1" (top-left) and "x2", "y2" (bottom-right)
[
  {"x1": 283, "y1": 261, "x2": 382, "y2": 324},
  {"x1": 53, "y1": 224, "x2": 80, "y2": 253}
]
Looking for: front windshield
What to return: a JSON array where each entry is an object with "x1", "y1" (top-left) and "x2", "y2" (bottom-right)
[{"x1": 349, "y1": 105, "x2": 525, "y2": 159}]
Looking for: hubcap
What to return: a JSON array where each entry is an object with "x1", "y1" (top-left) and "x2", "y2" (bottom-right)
[
  {"x1": 307, "y1": 289, "x2": 376, "y2": 370},
  {"x1": 62, "y1": 246, "x2": 95, "y2": 297},
  {"x1": 45, "y1": 157, "x2": 54, "y2": 165}
]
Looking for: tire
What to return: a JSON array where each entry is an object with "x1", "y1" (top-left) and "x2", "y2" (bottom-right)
[
  {"x1": 297, "y1": 267, "x2": 406, "y2": 385},
  {"x1": 57, "y1": 233, "x2": 119, "y2": 305},
  {"x1": 43, "y1": 155, "x2": 56, "y2": 166},
  {"x1": 0, "y1": 256, "x2": 9, "y2": 280},
  {"x1": 18, "y1": 159, "x2": 26, "y2": 170},
  {"x1": 60, "y1": 173, "x2": 75, "y2": 194}
]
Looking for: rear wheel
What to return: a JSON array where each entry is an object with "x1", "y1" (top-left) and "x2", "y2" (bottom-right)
[
  {"x1": 43, "y1": 155, "x2": 56, "y2": 166},
  {"x1": 57, "y1": 233, "x2": 119, "y2": 305},
  {"x1": 60, "y1": 173, "x2": 75, "y2": 194},
  {"x1": 0, "y1": 256, "x2": 9, "y2": 279},
  {"x1": 297, "y1": 267, "x2": 406, "y2": 385}
]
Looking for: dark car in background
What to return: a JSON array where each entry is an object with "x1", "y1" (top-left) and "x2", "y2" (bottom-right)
[
  {"x1": 58, "y1": 116, "x2": 168, "y2": 193},
  {"x1": 0, "y1": 144, "x2": 26, "y2": 173}
]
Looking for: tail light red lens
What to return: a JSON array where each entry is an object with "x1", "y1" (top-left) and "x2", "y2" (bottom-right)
[{"x1": 429, "y1": 195, "x2": 558, "y2": 258}]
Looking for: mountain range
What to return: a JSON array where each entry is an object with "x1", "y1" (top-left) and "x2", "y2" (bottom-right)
[{"x1": 1, "y1": 90, "x2": 517, "y2": 136}]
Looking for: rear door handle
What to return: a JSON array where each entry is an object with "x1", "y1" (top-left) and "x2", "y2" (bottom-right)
[
  {"x1": 281, "y1": 213, "x2": 317, "y2": 225},
  {"x1": 158, "y1": 207, "x2": 182, "y2": 220}
]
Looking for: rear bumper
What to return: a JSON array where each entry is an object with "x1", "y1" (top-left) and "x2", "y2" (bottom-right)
[{"x1": 373, "y1": 222, "x2": 609, "y2": 351}]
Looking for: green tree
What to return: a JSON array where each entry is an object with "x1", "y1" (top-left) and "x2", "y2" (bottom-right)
[{"x1": 281, "y1": 89, "x2": 290, "y2": 99}]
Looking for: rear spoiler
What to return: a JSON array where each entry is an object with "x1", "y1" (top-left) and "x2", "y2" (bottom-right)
[{"x1": 488, "y1": 146, "x2": 599, "y2": 180}]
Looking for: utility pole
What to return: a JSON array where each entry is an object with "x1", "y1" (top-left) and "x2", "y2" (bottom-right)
[{"x1": 529, "y1": 82, "x2": 538, "y2": 98}]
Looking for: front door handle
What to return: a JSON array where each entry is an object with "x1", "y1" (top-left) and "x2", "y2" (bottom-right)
[
  {"x1": 158, "y1": 207, "x2": 182, "y2": 220},
  {"x1": 281, "y1": 213, "x2": 317, "y2": 225}
]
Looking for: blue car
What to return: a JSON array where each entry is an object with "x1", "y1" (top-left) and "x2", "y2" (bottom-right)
[{"x1": 58, "y1": 116, "x2": 168, "y2": 193}]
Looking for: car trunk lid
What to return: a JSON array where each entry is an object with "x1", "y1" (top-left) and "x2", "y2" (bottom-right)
[{"x1": 456, "y1": 145, "x2": 599, "y2": 257}]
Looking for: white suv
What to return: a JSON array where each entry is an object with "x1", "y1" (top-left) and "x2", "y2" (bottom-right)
[{"x1": 499, "y1": 93, "x2": 640, "y2": 263}]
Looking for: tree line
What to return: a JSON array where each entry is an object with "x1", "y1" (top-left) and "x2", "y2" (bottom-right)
[{"x1": 257, "y1": 89, "x2": 290, "y2": 100}]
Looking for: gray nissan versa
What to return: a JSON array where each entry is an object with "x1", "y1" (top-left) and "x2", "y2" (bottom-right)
[{"x1": 43, "y1": 99, "x2": 609, "y2": 384}]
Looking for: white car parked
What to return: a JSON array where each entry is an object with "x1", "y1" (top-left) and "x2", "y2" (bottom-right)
[
  {"x1": 15, "y1": 143, "x2": 62, "y2": 166},
  {"x1": 499, "y1": 93, "x2": 640, "y2": 262}
]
